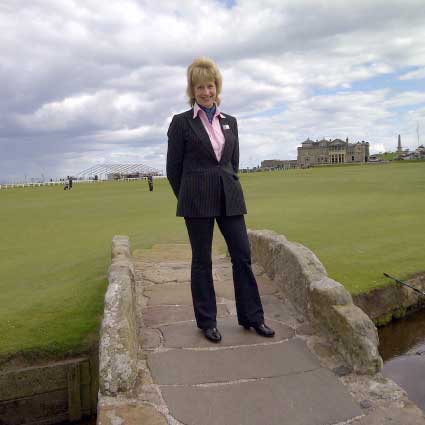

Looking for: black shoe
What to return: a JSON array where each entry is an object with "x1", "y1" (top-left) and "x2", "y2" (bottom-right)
[
  {"x1": 203, "y1": 327, "x2": 222, "y2": 343},
  {"x1": 243, "y1": 323, "x2": 275, "y2": 337}
]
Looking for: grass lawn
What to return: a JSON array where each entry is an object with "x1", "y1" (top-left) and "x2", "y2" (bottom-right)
[
  {"x1": 244, "y1": 162, "x2": 424, "y2": 295},
  {"x1": 0, "y1": 180, "x2": 188, "y2": 362},
  {"x1": 0, "y1": 162, "x2": 424, "y2": 361}
]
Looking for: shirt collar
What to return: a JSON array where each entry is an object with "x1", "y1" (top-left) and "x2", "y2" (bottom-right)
[{"x1": 193, "y1": 103, "x2": 225, "y2": 119}]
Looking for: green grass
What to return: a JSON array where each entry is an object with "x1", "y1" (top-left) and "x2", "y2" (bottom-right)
[
  {"x1": 0, "y1": 162, "x2": 424, "y2": 360},
  {"x1": 0, "y1": 180, "x2": 187, "y2": 362},
  {"x1": 244, "y1": 163, "x2": 425, "y2": 295}
]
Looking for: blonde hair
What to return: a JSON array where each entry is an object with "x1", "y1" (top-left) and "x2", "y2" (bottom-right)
[{"x1": 186, "y1": 57, "x2": 222, "y2": 107}]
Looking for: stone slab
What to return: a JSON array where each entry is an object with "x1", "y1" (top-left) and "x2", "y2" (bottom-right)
[
  {"x1": 212, "y1": 265, "x2": 233, "y2": 281},
  {"x1": 144, "y1": 283, "x2": 192, "y2": 305},
  {"x1": 352, "y1": 404, "x2": 425, "y2": 425},
  {"x1": 143, "y1": 304, "x2": 229, "y2": 327},
  {"x1": 97, "y1": 403, "x2": 167, "y2": 425},
  {"x1": 161, "y1": 368, "x2": 362, "y2": 425},
  {"x1": 133, "y1": 243, "x2": 193, "y2": 262},
  {"x1": 141, "y1": 266, "x2": 190, "y2": 284},
  {"x1": 210, "y1": 280, "x2": 236, "y2": 299},
  {"x1": 140, "y1": 328, "x2": 161, "y2": 349},
  {"x1": 263, "y1": 300, "x2": 297, "y2": 323},
  {"x1": 148, "y1": 338, "x2": 320, "y2": 385},
  {"x1": 159, "y1": 317, "x2": 294, "y2": 348},
  {"x1": 214, "y1": 277, "x2": 277, "y2": 300},
  {"x1": 223, "y1": 300, "x2": 237, "y2": 315},
  {"x1": 144, "y1": 279, "x2": 277, "y2": 305}
]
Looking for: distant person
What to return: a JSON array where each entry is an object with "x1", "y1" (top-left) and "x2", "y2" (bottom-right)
[
  {"x1": 64, "y1": 176, "x2": 72, "y2": 190},
  {"x1": 147, "y1": 175, "x2": 153, "y2": 192},
  {"x1": 166, "y1": 57, "x2": 274, "y2": 343}
]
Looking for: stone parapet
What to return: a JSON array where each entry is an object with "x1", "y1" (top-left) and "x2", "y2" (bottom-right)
[
  {"x1": 99, "y1": 235, "x2": 139, "y2": 396},
  {"x1": 248, "y1": 229, "x2": 383, "y2": 374}
]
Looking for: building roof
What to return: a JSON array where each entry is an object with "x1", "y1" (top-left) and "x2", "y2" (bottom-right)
[{"x1": 299, "y1": 138, "x2": 369, "y2": 148}]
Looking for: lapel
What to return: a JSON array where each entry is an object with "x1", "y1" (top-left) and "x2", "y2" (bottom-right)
[
  {"x1": 218, "y1": 115, "x2": 233, "y2": 165},
  {"x1": 187, "y1": 114, "x2": 218, "y2": 162}
]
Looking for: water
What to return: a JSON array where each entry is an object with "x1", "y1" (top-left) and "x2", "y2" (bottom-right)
[{"x1": 378, "y1": 309, "x2": 425, "y2": 411}]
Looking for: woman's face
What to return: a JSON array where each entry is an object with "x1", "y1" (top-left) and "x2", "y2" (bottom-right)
[{"x1": 194, "y1": 80, "x2": 216, "y2": 108}]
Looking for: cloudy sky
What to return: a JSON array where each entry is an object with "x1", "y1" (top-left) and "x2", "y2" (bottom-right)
[{"x1": 1, "y1": 0, "x2": 424, "y2": 182}]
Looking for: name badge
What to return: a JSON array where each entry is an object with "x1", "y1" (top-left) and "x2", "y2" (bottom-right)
[{"x1": 223, "y1": 124, "x2": 230, "y2": 130}]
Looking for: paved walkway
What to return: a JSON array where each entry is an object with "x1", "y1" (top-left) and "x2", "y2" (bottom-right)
[{"x1": 98, "y1": 243, "x2": 425, "y2": 425}]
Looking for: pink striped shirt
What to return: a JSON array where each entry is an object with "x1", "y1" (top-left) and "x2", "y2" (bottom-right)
[{"x1": 193, "y1": 103, "x2": 226, "y2": 161}]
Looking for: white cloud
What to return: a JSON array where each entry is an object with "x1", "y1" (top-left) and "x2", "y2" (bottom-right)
[
  {"x1": 400, "y1": 68, "x2": 425, "y2": 80},
  {"x1": 371, "y1": 143, "x2": 386, "y2": 154},
  {"x1": 1, "y1": 0, "x2": 425, "y2": 181},
  {"x1": 383, "y1": 92, "x2": 425, "y2": 108}
]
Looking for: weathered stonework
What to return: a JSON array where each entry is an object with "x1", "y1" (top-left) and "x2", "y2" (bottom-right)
[
  {"x1": 96, "y1": 238, "x2": 425, "y2": 424},
  {"x1": 99, "y1": 235, "x2": 139, "y2": 396},
  {"x1": 353, "y1": 274, "x2": 425, "y2": 326},
  {"x1": 248, "y1": 229, "x2": 383, "y2": 374},
  {"x1": 297, "y1": 137, "x2": 369, "y2": 167}
]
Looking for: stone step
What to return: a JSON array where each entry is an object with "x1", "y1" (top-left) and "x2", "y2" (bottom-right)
[
  {"x1": 156, "y1": 317, "x2": 294, "y2": 348},
  {"x1": 147, "y1": 338, "x2": 321, "y2": 385},
  {"x1": 142, "y1": 304, "x2": 229, "y2": 327},
  {"x1": 160, "y1": 369, "x2": 362, "y2": 425}
]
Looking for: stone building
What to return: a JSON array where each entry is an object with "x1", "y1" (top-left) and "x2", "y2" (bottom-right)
[
  {"x1": 260, "y1": 159, "x2": 298, "y2": 169},
  {"x1": 297, "y1": 138, "x2": 369, "y2": 167}
]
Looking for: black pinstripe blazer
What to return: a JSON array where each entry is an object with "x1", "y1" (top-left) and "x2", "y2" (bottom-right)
[{"x1": 166, "y1": 108, "x2": 247, "y2": 217}]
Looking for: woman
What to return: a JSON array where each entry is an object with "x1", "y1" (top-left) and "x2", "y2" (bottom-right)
[{"x1": 166, "y1": 57, "x2": 274, "y2": 343}]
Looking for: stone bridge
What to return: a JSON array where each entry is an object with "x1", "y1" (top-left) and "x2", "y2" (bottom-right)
[{"x1": 96, "y1": 232, "x2": 425, "y2": 425}]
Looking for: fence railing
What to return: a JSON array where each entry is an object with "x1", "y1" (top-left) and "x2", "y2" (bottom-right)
[{"x1": 0, "y1": 176, "x2": 166, "y2": 190}]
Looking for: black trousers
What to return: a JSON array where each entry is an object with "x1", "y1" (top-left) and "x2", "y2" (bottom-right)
[{"x1": 184, "y1": 213, "x2": 265, "y2": 329}]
